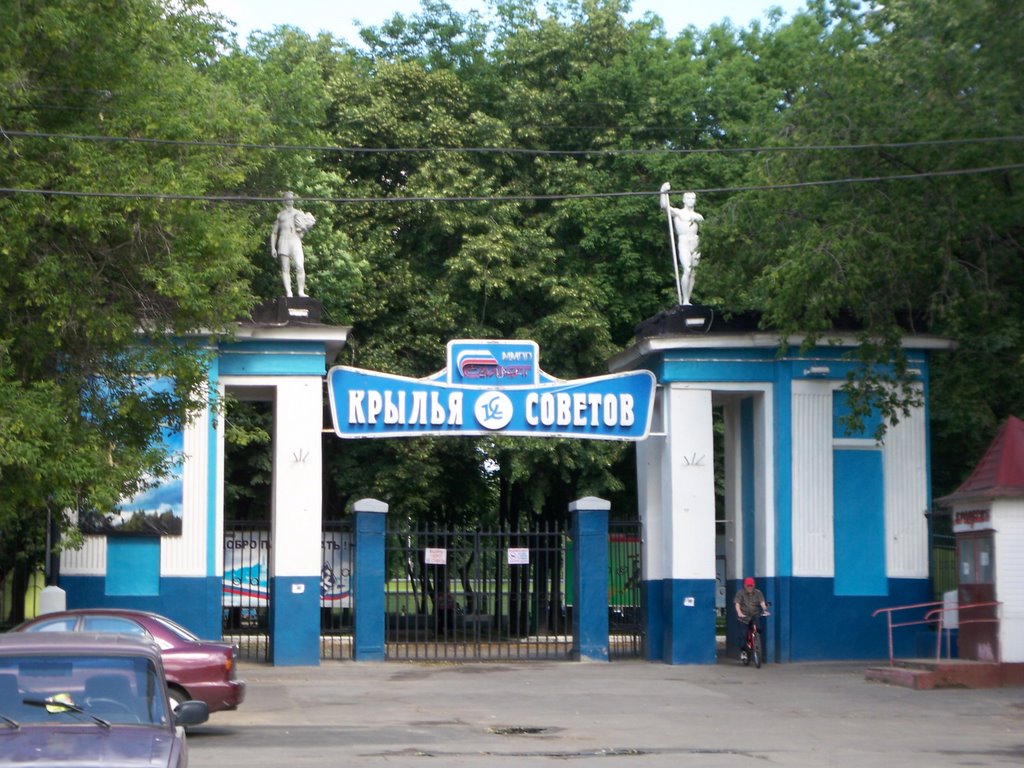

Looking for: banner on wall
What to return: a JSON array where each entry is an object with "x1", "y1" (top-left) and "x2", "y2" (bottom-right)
[
  {"x1": 328, "y1": 339, "x2": 656, "y2": 441},
  {"x1": 222, "y1": 530, "x2": 352, "y2": 608},
  {"x1": 80, "y1": 377, "x2": 184, "y2": 536}
]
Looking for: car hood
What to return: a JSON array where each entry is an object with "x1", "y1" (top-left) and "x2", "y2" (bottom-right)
[{"x1": 0, "y1": 727, "x2": 179, "y2": 768}]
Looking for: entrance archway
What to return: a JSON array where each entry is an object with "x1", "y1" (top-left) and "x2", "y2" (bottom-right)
[
  {"x1": 213, "y1": 316, "x2": 349, "y2": 666},
  {"x1": 55, "y1": 313, "x2": 947, "y2": 666},
  {"x1": 611, "y1": 326, "x2": 948, "y2": 663}
]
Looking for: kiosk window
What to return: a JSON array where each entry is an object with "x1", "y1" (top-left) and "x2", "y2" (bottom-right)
[{"x1": 958, "y1": 534, "x2": 994, "y2": 585}]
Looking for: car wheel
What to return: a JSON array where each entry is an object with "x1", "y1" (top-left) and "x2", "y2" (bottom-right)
[{"x1": 167, "y1": 686, "x2": 189, "y2": 713}]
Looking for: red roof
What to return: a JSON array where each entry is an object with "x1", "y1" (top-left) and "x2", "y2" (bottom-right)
[{"x1": 938, "y1": 415, "x2": 1024, "y2": 504}]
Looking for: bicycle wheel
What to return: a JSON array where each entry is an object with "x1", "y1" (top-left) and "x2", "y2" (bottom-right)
[{"x1": 753, "y1": 633, "x2": 762, "y2": 668}]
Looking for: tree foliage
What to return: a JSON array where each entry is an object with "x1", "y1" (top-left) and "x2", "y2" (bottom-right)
[
  {"x1": 2, "y1": 0, "x2": 1022, "y2": 608},
  {"x1": 706, "y1": 0, "x2": 1024, "y2": 467},
  {"x1": 0, "y1": 0, "x2": 264, "y2": 616}
]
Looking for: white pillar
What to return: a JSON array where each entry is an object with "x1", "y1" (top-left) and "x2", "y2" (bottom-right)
[
  {"x1": 662, "y1": 385, "x2": 716, "y2": 582},
  {"x1": 271, "y1": 377, "x2": 323, "y2": 579}
]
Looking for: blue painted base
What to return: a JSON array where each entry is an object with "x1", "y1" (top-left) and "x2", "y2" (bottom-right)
[
  {"x1": 571, "y1": 507, "x2": 610, "y2": 662},
  {"x1": 725, "y1": 577, "x2": 933, "y2": 662},
  {"x1": 353, "y1": 509, "x2": 387, "y2": 661},
  {"x1": 645, "y1": 578, "x2": 717, "y2": 664},
  {"x1": 641, "y1": 581, "x2": 663, "y2": 661},
  {"x1": 58, "y1": 575, "x2": 224, "y2": 640},
  {"x1": 269, "y1": 576, "x2": 321, "y2": 666}
]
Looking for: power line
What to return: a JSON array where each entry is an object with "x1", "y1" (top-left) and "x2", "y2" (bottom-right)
[
  {"x1": 3, "y1": 128, "x2": 1023, "y2": 158},
  {"x1": 1, "y1": 163, "x2": 1021, "y2": 205}
]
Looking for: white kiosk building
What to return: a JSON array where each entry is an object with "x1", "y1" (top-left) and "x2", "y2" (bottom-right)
[{"x1": 937, "y1": 415, "x2": 1024, "y2": 671}]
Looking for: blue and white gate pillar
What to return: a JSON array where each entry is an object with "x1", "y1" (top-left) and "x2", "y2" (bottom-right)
[
  {"x1": 570, "y1": 497, "x2": 611, "y2": 662},
  {"x1": 269, "y1": 377, "x2": 325, "y2": 666},
  {"x1": 615, "y1": 325, "x2": 950, "y2": 662},
  {"x1": 353, "y1": 498, "x2": 388, "y2": 661},
  {"x1": 638, "y1": 385, "x2": 717, "y2": 664}
]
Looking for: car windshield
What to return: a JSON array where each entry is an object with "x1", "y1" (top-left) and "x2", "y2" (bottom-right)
[{"x1": 0, "y1": 654, "x2": 169, "y2": 727}]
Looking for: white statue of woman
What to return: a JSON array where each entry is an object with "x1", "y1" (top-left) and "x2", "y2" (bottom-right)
[
  {"x1": 270, "y1": 191, "x2": 316, "y2": 298},
  {"x1": 660, "y1": 183, "x2": 704, "y2": 306}
]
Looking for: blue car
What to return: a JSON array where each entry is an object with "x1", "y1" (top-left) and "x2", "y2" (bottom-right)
[{"x1": 0, "y1": 632, "x2": 208, "y2": 768}]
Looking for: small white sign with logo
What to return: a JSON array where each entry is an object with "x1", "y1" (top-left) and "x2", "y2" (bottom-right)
[
  {"x1": 507, "y1": 547, "x2": 529, "y2": 565},
  {"x1": 424, "y1": 548, "x2": 447, "y2": 565}
]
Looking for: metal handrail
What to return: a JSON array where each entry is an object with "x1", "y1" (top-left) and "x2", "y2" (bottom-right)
[
  {"x1": 871, "y1": 602, "x2": 943, "y2": 665},
  {"x1": 871, "y1": 600, "x2": 1002, "y2": 666},
  {"x1": 924, "y1": 602, "x2": 1001, "y2": 663}
]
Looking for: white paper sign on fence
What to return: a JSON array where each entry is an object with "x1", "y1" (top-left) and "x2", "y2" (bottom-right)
[
  {"x1": 424, "y1": 547, "x2": 447, "y2": 565},
  {"x1": 507, "y1": 547, "x2": 530, "y2": 565}
]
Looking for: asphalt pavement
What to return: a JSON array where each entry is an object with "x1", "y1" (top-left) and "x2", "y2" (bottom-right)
[{"x1": 188, "y1": 657, "x2": 1024, "y2": 767}]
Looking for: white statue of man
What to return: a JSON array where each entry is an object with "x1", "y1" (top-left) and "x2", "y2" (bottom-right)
[
  {"x1": 660, "y1": 183, "x2": 704, "y2": 306},
  {"x1": 270, "y1": 191, "x2": 316, "y2": 298}
]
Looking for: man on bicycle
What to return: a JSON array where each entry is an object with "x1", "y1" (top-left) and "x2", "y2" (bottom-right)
[{"x1": 734, "y1": 576, "x2": 768, "y2": 659}]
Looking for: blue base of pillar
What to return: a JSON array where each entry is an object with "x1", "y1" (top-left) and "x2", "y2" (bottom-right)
[
  {"x1": 645, "y1": 578, "x2": 717, "y2": 664},
  {"x1": 269, "y1": 576, "x2": 321, "y2": 666},
  {"x1": 353, "y1": 506, "x2": 387, "y2": 661},
  {"x1": 571, "y1": 502, "x2": 610, "y2": 662}
]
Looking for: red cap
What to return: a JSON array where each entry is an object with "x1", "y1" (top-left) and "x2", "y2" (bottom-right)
[{"x1": 743, "y1": 577, "x2": 755, "y2": 587}]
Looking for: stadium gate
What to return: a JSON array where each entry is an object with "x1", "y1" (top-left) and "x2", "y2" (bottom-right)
[
  {"x1": 224, "y1": 520, "x2": 641, "y2": 662},
  {"x1": 383, "y1": 519, "x2": 643, "y2": 661}
]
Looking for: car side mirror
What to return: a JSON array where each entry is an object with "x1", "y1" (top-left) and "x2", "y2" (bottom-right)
[{"x1": 173, "y1": 700, "x2": 209, "y2": 727}]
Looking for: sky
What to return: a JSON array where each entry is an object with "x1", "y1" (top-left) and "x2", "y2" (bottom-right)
[{"x1": 204, "y1": 0, "x2": 807, "y2": 47}]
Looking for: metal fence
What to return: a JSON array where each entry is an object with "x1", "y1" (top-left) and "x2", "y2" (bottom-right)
[
  {"x1": 223, "y1": 518, "x2": 643, "y2": 663},
  {"x1": 932, "y1": 533, "x2": 957, "y2": 599},
  {"x1": 385, "y1": 521, "x2": 572, "y2": 661},
  {"x1": 382, "y1": 520, "x2": 644, "y2": 662},
  {"x1": 607, "y1": 521, "x2": 644, "y2": 659},
  {"x1": 320, "y1": 519, "x2": 354, "y2": 661},
  {"x1": 222, "y1": 521, "x2": 271, "y2": 663},
  {"x1": 222, "y1": 520, "x2": 355, "y2": 662}
]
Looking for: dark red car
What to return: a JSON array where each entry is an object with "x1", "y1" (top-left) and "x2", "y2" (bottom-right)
[{"x1": 13, "y1": 609, "x2": 245, "y2": 714}]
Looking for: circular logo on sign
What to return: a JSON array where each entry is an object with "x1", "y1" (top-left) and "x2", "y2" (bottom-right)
[{"x1": 474, "y1": 391, "x2": 513, "y2": 430}]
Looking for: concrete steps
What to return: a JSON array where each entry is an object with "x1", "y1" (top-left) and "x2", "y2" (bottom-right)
[
  {"x1": 865, "y1": 659, "x2": 1024, "y2": 689},
  {"x1": 865, "y1": 664, "x2": 941, "y2": 690}
]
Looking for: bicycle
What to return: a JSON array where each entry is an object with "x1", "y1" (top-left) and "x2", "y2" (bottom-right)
[{"x1": 740, "y1": 611, "x2": 769, "y2": 669}]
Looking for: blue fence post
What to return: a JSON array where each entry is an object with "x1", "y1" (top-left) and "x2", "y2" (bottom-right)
[
  {"x1": 570, "y1": 496, "x2": 610, "y2": 662},
  {"x1": 353, "y1": 498, "x2": 388, "y2": 661}
]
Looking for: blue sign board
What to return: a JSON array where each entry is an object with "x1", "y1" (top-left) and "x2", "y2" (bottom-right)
[{"x1": 328, "y1": 340, "x2": 656, "y2": 441}]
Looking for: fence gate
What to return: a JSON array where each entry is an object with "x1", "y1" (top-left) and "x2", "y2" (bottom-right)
[
  {"x1": 224, "y1": 519, "x2": 643, "y2": 663},
  {"x1": 608, "y1": 521, "x2": 644, "y2": 658},
  {"x1": 223, "y1": 521, "x2": 354, "y2": 662},
  {"x1": 384, "y1": 520, "x2": 644, "y2": 661},
  {"x1": 320, "y1": 519, "x2": 354, "y2": 660},
  {"x1": 222, "y1": 521, "x2": 271, "y2": 663}
]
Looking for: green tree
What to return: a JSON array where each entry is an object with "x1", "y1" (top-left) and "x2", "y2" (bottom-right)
[
  {"x1": 0, "y1": 0, "x2": 263, "y2": 621},
  {"x1": 313, "y1": 2, "x2": 652, "y2": 536},
  {"x1": 7, "y1": 0, "x2": 1018, "y2": 623},
  {"x1": 704, "y1": 0, "x2": 1023, "y2": 483}
]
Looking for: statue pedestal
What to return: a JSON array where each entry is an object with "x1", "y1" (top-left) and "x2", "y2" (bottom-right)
[
  {"x1": 634, "y1": 305, "x2": 714, "y2": 340},
  {"x1": 250, "y1": 297, "x2": 323, "y2": 325}
]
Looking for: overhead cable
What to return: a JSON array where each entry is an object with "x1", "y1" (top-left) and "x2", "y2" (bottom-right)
[
  {"x1": 3, "y1": 128, "x2": 1023, "y2": 158},
  {"x1": 1, "y1": 163, "x2": 1022, "y2": 205}
]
